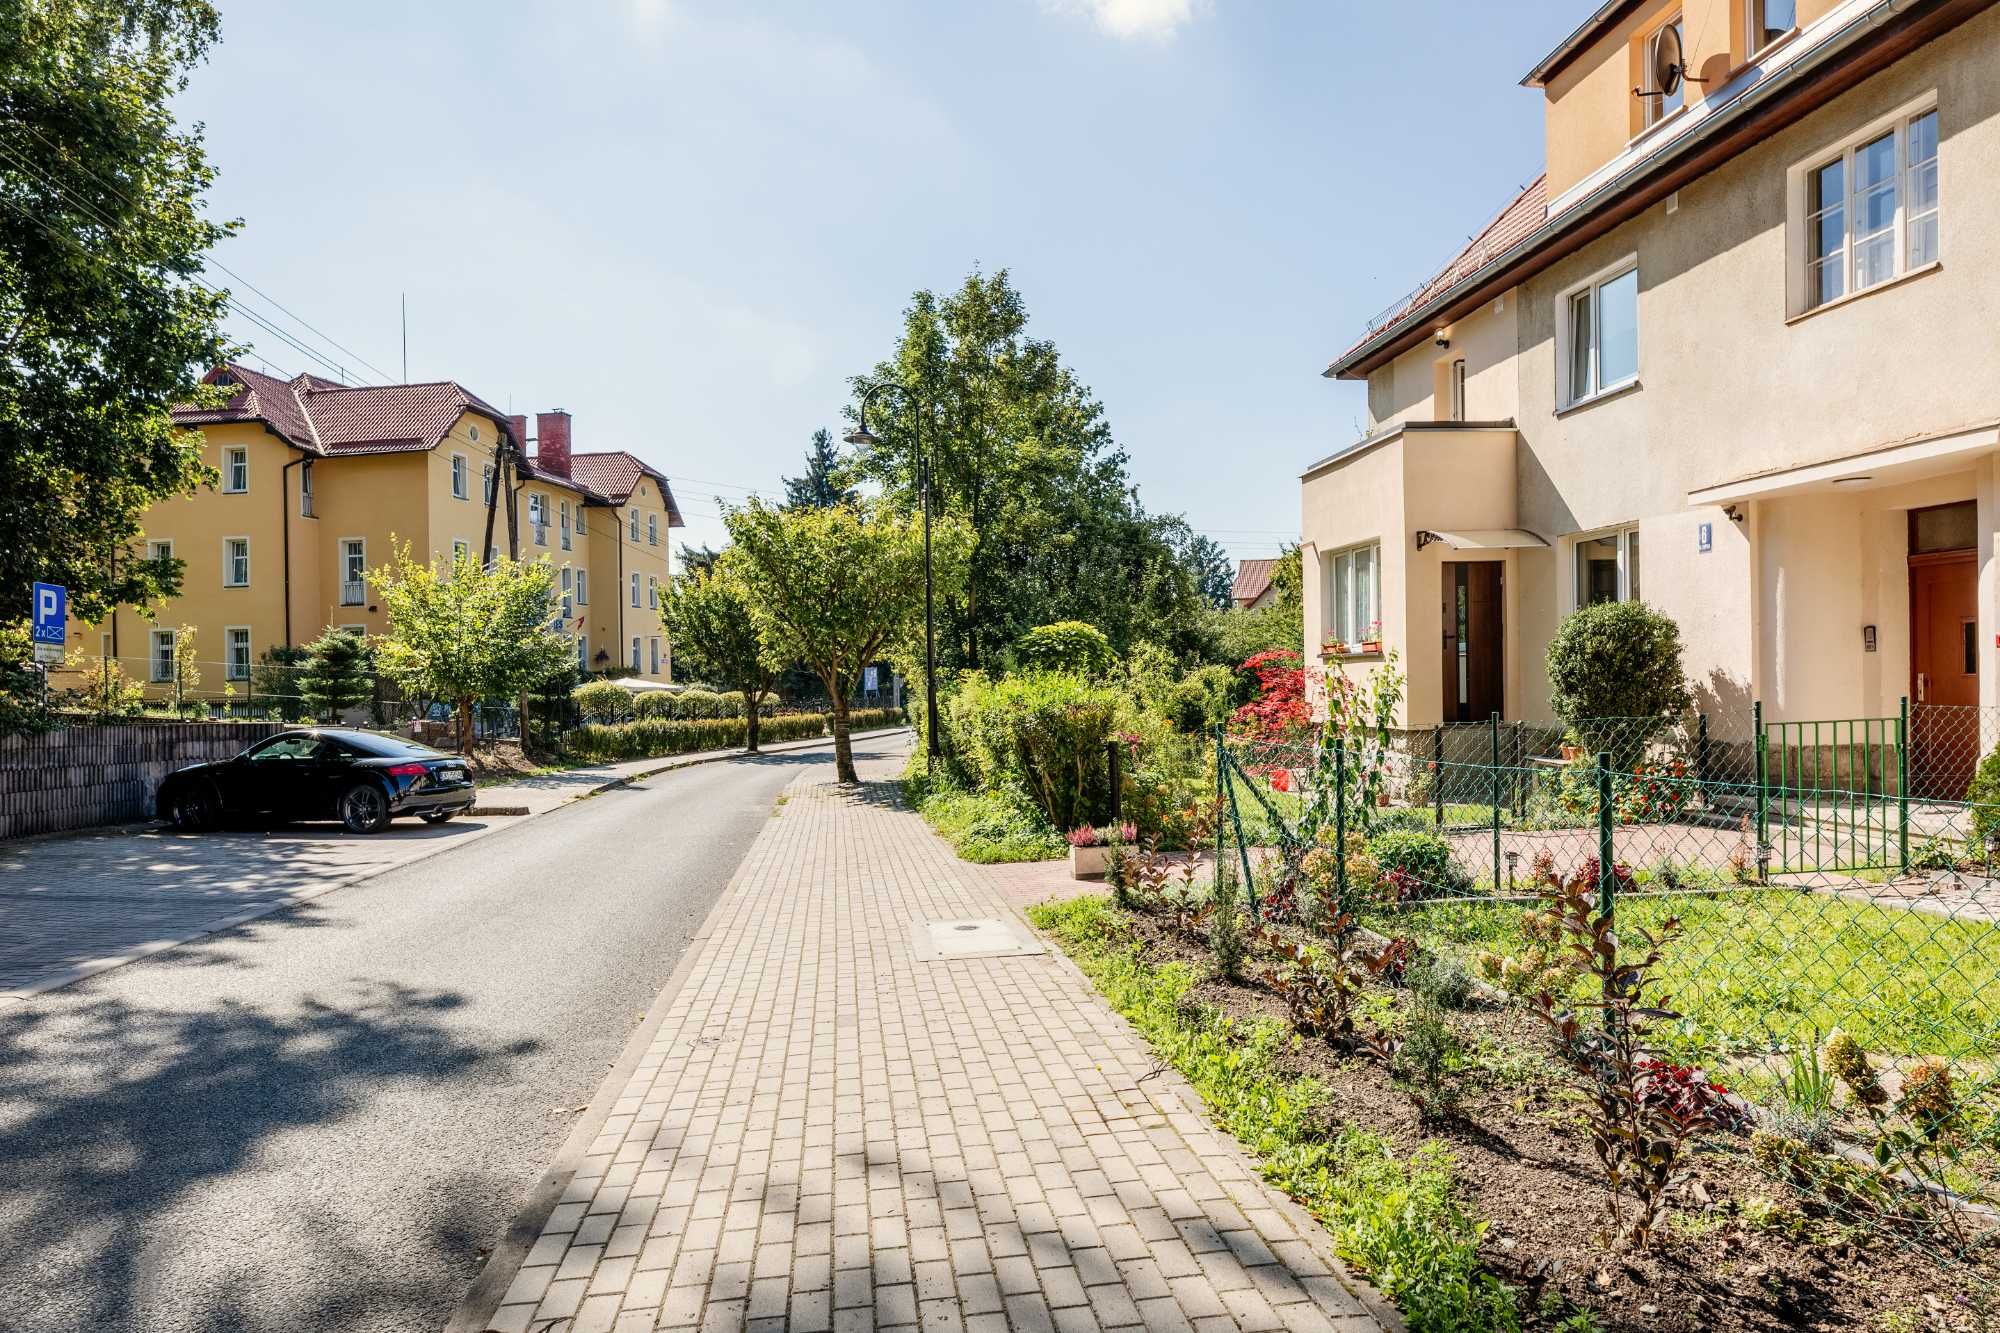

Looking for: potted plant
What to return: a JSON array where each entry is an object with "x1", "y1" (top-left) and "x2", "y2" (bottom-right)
[
  {"x1": 1068, "y1": 825, "x2": 1108, "y2": 879},
  {"x1": 1359, "y1": 620, "x2": 1383, "y2": 654}
]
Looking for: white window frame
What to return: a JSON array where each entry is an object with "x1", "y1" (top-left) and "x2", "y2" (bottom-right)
[
  {"x1": 224, "y1": 626, "x2": 251, "y2": 681},
  {"x1": 147, "y1": 538, "x2": 173, "y2": 564},
  {"x1": 482, "y1": 463, "x2": 495, "y2": 506},
  {"x1": 1787, "y1": 94, "x2": 1940, "y2": 317},
  {"x1": 1555, "y1": 254, "x2": 1640, "y2": 409},
  {"x1": 577, "y1": 634, "x2": 589, "y2": 671},
  {"x1": 649, "y1": 637, "x2": 661, "y2": 675},
  {"x1": 451, "y1": 452, "x2": 470, "y2": 500},
  {"x1": 222, "y1": 446, "x2": 249, "y2": 494},
  {"x1": 647, "y1": 575, "x2": 658, "y2": 610},
  {"x1": 561, "y1": 566, "x2": 574, "y2": 619},
  {"x1": 299, "y1": 460, "x2": 315, "y2": 517},
  {"x1": 573, "y1": 507, "x2": 586, "y2": 537},
  {"x1": 1571, "y1": 525, "x2": 1642, "y2": 609},
  {"x1": 560, "y1": 499, "x2": 572, "y2": 551},
  {"x1": 630, "y1": 572, "x2": 641, "y2": 607},
  {"x1": 647, "y1": 513, "x2": 658, "y2": 546},
  {"x1": 1641, "y1": 15, "x2": 1685, "y2": 130},
  {"x1": 1449, "y1": 358, "x2": 1467, "y2": 422},
  {"x1": 630, "y1": 636, "x2": 642, "y2": 672},
  {"x1": 452, "y1": 539, "x2": 470, "y2": 566},
  {"x1": 1323, "y1": 541, "x2": 1381, "y2": 652},
  {"x1": 576, "y1": 570, "x2": 588, "y2": 605},
  {"x1": 150, "y1": 628, "x2": 176, "y2": 683},
  {"x1": 629, "y1": 509, "x2": 641, "y2": 541},
  {"x1": 1747, "y1": 0, "x2": 1797, "y2": 56},
  {"x1": 339, "y1": 537, "x2": 367, "y2": 606},
  {"x1": 528, "y1": 494, "x2": 547, "y2": 546},
  {"x1": 222, "y1": 536, "x2": 250, "y2": 588}
]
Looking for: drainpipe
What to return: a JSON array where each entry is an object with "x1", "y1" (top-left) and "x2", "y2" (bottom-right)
[
  {"x1": 281, "y1": 454, "x2": 304, "y2": 647},
  {"x1": 616, "y1": 506, "x2": 626, "y2": 669}
]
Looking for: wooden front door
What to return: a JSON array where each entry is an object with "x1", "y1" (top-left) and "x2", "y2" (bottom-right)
[
  {"x1": 1910, "y1": 550, "x2": 1978, "y2": 798},
  {"x1": 1442, "y1": 561, "x2": 1503, "y2": 723}
]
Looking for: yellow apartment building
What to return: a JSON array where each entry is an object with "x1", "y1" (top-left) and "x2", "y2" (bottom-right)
[{"x1": 69, "y1": 363, "x2": 684, "y2": 705}]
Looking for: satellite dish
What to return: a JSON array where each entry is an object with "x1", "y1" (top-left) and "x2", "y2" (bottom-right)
[{"x1": 1651, "y1": 23, "x2": 1685, "y2": 97}]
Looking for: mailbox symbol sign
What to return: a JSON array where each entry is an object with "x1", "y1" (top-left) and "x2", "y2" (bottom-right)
[{"x1": 31, "y1": 583, "x2": 66, "y2": 645}]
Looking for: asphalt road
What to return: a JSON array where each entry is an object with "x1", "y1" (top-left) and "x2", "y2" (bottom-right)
[{"x1": 0, "y1": 734, "x2": 907, "y2": 1333}]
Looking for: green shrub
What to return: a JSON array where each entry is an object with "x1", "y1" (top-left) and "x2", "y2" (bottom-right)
[
  {"x1": 1168, "y1": 664, "x2": 1237, "y2": 734},
  {"x1": 1406, "y1": 953, "x2": 1474, "y2": 1011},
  {"x1": 943, "y1": 671, "x2": 1121, "y2": 832},
  {"x1": 714, "y1": 689, "x2": 748, "y2": 717},
  {"x1": 565, "y1": 707, "x2": 904, "y2": 762},
  {"x1": 1545, "y1": 601, "x2": 1690, "y2": 762},
  {"x1": 1967, "y1": 744, "x2": 2000, "y2": 845},
  {"x1": 672, "y1": 688, "x2": 730, "y2": 719},
  {"x1": 631, "y1": 691, "x2": 677, "y2": 720},
  {"x1": 1015, "y1": 621, "x2": 1114, "y2": 677},
  {"x1": 1365, "y1": 828, "x2": 1470, "y2": 894},
  {"x1": 572, "y1": 679, "x2": 632, "y2": 724}
]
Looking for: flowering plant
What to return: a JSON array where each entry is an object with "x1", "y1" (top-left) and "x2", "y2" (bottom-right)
[{"x1": 1066, "y1": 826, "x2": 1100, "y2": 848}]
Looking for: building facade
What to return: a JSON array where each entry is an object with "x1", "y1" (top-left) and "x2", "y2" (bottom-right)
[
  {"x1": 1305, "y1": 0, "x2": 2000, "y2": 794},
  {"x1": 70, "y1": 364, "x2": 683, "y2": 705}
]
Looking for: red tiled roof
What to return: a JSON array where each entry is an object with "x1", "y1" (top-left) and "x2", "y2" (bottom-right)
[
  {"x1": 1232, "y1": 558, "x2": 1276, "y2": 607},
  {"x1": 175, "y1": 362, "x2": 518, "y2": 457},
  {"x1": 569, "y1": 451, "x2": 685, "y2": 527},
  {"x1": 1338, "y1": 175, "x2": 1548, "y2": 366}
]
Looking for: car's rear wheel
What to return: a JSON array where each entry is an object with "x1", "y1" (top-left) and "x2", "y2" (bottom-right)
[
  {"x1": 339, "y1": 782, "x2": 391, "y2": 834},
  {"x1": 169, "y1": 782, "x2": 220, "y2": 832},
  {"x1": 420, "y1": 809, "x2": 454, "y2": 825}
]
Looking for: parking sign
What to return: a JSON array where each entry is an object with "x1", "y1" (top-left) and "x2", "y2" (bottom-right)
[{"x1": 31, "y1": 583, "x2": 66, "y2": 666}]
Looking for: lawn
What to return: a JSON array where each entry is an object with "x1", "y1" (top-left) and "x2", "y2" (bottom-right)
[{"x1": 1367, "y1": 888, "x2": 2000, "y2": 1061}]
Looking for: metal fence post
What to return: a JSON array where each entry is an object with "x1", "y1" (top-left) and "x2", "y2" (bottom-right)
[
  {"x1": 1753, "y1": 699, "x2": 1769, "y2": 880},
  {"x1": 1696, "y1": 711, "x2": 1710, "y2": 806},
  {"x1": 1490, "y1": 712, "x2": 1503, "y2": 896},
  {"x1": 1596, "y1": 750, "x2": 1615, "y2": 920},
  {"x1": 1897, "y1": 695, "x2": 1910, "y2": 874},
  {"x1": 1513, "y1": 720, "x2": 1526, "y2": 818},
  {"x1": 1334, "y1": 738, "x2": 1348, "y2": 912},
  {"x1": 1106, "y1": 739, "x2": 1122, "y2": 825},
  {"x1": 1432, "y1": 723, "x2": 1445, "y2": 826},
  {"x1": 1221, "y1": 748, "x2": 1258, "y2": 920}
]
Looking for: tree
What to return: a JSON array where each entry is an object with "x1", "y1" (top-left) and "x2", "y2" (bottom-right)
[
  {"x1": 369, "y1": 545, "x2": 573, "y2": 751},
  {"x1": 677, "y1": 543, "x2": 721, "y2": 579},
  {"x1": 1187, "y1": 535, "x2": 1236, "y2": 611},
  {"x1": 169, "y1": 621, "x2": 201, "y2": 716},
  {"x1": 724, "y1": 497, "x2": 968, "y2": 783},
  {"x1": 297, "y1": 627, "x2": 372, "y2": 722},
  {"x1": 251, "y1": 644, "x2": 310, "y2": 721},
  {"x1": 0, "y1": 1, "x2": 234, "y2": 653},
  {"x1": 1208, "y1": 546, "x2": 1303, "y2": 665},
  {"x1": 1546, "y1": 601, "x2": 1691, "y2": 764},
  {"x1": 661, "y1": 565, "x2": 779, "y2": 751},
  {"x1": 782, "y1": 428, "x2": 857, "y2": 511},
  {"x1": 846, "y1": 269, "x2": 1210, "y2": 669}
]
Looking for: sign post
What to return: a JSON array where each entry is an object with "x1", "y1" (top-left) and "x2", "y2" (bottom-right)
[{"x1": 30, "y1": 582, "x2": 66, "y2": 667}]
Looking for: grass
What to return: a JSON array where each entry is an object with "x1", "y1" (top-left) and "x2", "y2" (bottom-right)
[
  {"x1": 1366, "y1": 889, "x2": 2000, "y2": 1060},
  {"x1": 1028, "y1": 895, "x2": 1520, "y2": 1333}
]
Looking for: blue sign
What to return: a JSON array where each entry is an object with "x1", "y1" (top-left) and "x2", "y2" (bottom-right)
[
  {"x1": 1696, "y1": 522, "x2": 1713, "y2": 554},
  {"x1": 31, "y1": 583, "x2": 66, "y2": 645}
]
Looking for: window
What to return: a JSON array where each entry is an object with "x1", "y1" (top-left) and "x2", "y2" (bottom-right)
[
  {"x1": 482, "y1": 463, "x2": 495, "y2": 506},
  {"x1": 150, "y1": 629, "x2": 176, "y2": 683},
  {"x1": 560, "y1": 500, "x2": 572, "y2": 551},
  {"x1": 223, "y1": 446, "x2": 248, "y2": 493},
  {"x1": 147, "y1": 538, "x2": 173, "y2": 564},
  {"x1": 649, "y1": 637, "x2": 661, "y2": 675},
  {"x1": 469, "y1": 424, "x2": 481, "y2": 443},
  {"x1": 629, "y1": 509, "x2": 641, "y2": 541},
  {"x1": 1911, "y1": 501, "x2": 1976, "y2": 554},
  {"x1": 1559, "y1": 260, "x2": 1639, "y2": 406},
  {"x1": 1325, "y1": 543, "x2": 1380, "y2": 650},
  {"x1": 647, "y1": 575, "x2": 658, "y2": 610},
  {"x1": 647, "y1": 514, "x2": 658, "y2": 546},
  {"x1": 561, "y1": 566, "x2": 574, "y2": 619},
  {"x1": 225, "y1": 627, "x2": 251, "y2": 681},
  {"x1": 1449, "y1": 359, "x2": 1467, "y2": 422},
  {"x1": 451, "y1": 453, "x2": 469, "y2": 500},
  {"x1": 223, "y1": 537, "x2": 250, "y2": 587},
  {"x1": 630, "y1": 636, "x2": 642, "y2": 671},
  {"x1": 452, "y1": 539, "x2": 470, "y2": 566},
  {"x1": 300, "y1": 460, "x2": 315, "y2": 517},
  {"x1": 573, "y1": 508, "x2": 585, "y2": 537},
  {"x1": 340, "y1": 538, "x2": 367, "y2": 605},
  {"x1": 630, "y1": 572, "x2": 641, "y2": 607},
  {"x1": 1800, "y1": 105, "x2": 1939, "y2": 312},
  {"x1": 576, "y1": 570, "x2": 588, "y2": 605},
  {"x1": 1574, "y1": 527, "x2": 1641, "y2": 606},
  {"x1": 1643, "y1": 17, "x2": 1684, "y2": 128},
  {"x1": 577, "y1": 635, "x2": 589, "y2": 671},
  {"x1": 1750, "y1": 0, "x2": 1795, "y2": 52},
  {"x1": 529, "y1": 495, "x2": 547, "y2": 546}
]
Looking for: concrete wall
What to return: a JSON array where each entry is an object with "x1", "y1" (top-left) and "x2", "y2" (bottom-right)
[{"x1": 0, "y1": 722, "x2": 282, "y2": 840}]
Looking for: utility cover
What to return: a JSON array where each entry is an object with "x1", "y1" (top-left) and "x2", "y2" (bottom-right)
[{"x1": 910, "y1": 918, "x2": 1044, "y2": 962}]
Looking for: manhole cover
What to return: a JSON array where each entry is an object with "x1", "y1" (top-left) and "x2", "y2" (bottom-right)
[{"x1": 910, "y1": 917, "x2": 1044, "y2": 962}]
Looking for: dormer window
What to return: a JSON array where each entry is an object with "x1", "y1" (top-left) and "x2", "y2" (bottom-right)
[{"x1": 1642, "y1": 16, "x2": 1685, "y2": 129}]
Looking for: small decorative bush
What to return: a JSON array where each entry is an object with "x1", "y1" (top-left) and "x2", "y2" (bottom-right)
[
  {"x1": 572, "y1": 679, "x2": 632, "y2": 724},
  {"x1": 1364, "y1": 828, "x2": 1469, "y2": 896},
  {"x1": 1067, "y1": 825, "x2": 1100, "y2": 848},
  {"x1": 942, "y1": 670, "x2": 1120, "y2": 832},
  {"x1": 1545, "y1": 600, "x2": 1691, "y2": 763},
  {"x1": 1014, "y1": 620, "x2": 1114, "y2": 677},
  {"x1": 631, "y1": 691, "x2": 677, "y2": 720},
  {"x1": 672, "y1": 688, "x2": 730, "y2": 719},
  {"x1": 1967, "y1": 743, "x2": 2000, "y2": 844},
  {"x1": 1405, "y1": 953, "x2": 1474, "y2": 1011}
]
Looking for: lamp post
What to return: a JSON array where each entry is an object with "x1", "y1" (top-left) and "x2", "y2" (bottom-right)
[{"x1": 844, "y1": 380, "x2": 939, "y2": 762}]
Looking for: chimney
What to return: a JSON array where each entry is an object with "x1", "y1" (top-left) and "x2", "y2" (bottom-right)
[
  {"x1": 508, "y1": 414, "x2": 529, "y2": 459},
  {"x1": 535, "y1": 410, "x2": 572, "y2": 477}
]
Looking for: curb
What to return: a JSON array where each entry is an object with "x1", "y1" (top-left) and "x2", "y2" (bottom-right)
[{"x1": 0, "y1": 728, "x2": 911, "y2": 1005}]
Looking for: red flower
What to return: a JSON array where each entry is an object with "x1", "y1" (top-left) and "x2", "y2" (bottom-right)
[{"x1": 1267, "y1": 768, "x2": 1291, "y2": 792}]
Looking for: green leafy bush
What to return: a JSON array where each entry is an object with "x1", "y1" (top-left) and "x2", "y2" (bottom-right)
[
  {"x1": 572, "y1": 679, "x2": 633, "y2": 724},
  {"x1": 1168, "y1": 664, "x2": 1238, "y2": 733},
  {"x1": 1967, "y1": 744, "x2": 2000, "y2": 845},
  {"x1": 565, "y1": 707, "x2": 903, "y2": 762},
  {"x1": 631, "y1": 691, "x2": 677, "y2": 720},
  {"x1": 943, "y1": 671, "x2": 1121, "y2": 832},
  {"x1": 1366, "y1": 828, "x2": 1471, "y2": 895},
  {"x1": 1015, "y1": 620, "x2": 1114, "y2": 677},
  {"x1": 672, "y1": 688, "x2": 732, "y2": 719},
  {"x1": 1545, "y1": 601, "x2": 1690, "y2": 762}
]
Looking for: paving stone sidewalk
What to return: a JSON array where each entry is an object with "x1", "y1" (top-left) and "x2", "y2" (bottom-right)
[{"x1": 479, "y1": 750, "x2": 1387, "y2": 1333}]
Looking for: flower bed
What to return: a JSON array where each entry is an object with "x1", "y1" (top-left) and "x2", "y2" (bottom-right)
[{"x1": 1030, "y1": 893, "x2": 1996, "y2": 1332}]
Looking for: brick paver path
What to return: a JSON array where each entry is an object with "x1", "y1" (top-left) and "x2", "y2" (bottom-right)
[{"x1": 482, "y1": 752, "x2": 1385, "y2": 1333}]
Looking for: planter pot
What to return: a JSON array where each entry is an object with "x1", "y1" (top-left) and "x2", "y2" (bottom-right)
[
  {"x1": 1069, "y1": 845, "x2": 1109, "y2": 880},
  {"x1": 1359, "y1": 641, "x2": 1382, "y2": 654}
]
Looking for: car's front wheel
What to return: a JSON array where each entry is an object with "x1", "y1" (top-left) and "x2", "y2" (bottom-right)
[
  {"x1": 339, "y1": 782, "x2": 391, "y2": 834},
  {"x1": 168, "y1": 782, "x2": 220, "y2": 832}
]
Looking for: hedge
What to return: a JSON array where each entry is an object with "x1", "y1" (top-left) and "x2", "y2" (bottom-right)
[{"x1": 564, "y1": 707, "x2": 906, "y2": 763}]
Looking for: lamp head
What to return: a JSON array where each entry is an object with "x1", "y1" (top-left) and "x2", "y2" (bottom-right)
[{"x1": 843, "y1": 425, "x2": 879, "y2": 448}]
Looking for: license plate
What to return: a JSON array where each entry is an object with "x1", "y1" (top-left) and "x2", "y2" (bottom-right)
[{"x1": 436, "y1": 767, "x2": 464, "y2": 782}]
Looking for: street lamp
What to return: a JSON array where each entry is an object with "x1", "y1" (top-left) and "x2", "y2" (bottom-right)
[{"x1": 844, "y1": 380, "x2": 940, "y2": 762}]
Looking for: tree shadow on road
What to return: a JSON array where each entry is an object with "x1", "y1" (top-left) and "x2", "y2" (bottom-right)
[{"x1": 0, "y1": 978, "x2": 537, "y2": 1331}]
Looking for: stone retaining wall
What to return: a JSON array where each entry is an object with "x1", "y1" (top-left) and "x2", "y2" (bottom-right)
[{"x1": 0, "y1": 722, "x2": 283, "y2": 840}]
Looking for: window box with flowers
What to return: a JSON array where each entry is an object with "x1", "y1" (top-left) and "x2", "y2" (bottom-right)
[{"x1": 1322, "y1": 544, "x2": 1381, "y2": 656}]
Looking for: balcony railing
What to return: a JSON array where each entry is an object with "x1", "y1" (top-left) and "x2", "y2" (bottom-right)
[{"x1": 340, "y1": 579, "x2": 366, "y2": 606}]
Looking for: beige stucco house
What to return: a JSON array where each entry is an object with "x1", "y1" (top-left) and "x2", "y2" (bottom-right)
[{"x1": 1306, "y1": 0, "x2": 2000, "y2": 793}]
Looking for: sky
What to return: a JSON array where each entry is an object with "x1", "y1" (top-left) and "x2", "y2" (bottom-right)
[{"x1": 179, "y1": 0, "x2": 1567, "y2": 569}]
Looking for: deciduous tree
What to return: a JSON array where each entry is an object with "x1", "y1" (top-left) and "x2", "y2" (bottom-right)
[{"x1": 661, "y1": 565, "x2": 779, "y2": 752}]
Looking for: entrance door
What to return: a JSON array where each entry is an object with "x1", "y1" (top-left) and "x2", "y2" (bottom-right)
[
  {"x1": 1910, "y1": 550, "x2": 1977, "y2": 798},
  {"x1": 1442, "y1": 562, "x2": 1503, "y2": 722}
]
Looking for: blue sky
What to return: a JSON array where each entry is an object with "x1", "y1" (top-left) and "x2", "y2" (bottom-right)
[{"x1": 181, "y1": 1, "x2": 1567, "y2": 567}]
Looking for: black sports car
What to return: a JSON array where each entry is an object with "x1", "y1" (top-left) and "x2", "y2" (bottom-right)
[{"x1": 157, "y1": 728, "x2": 477, "y2": 834}]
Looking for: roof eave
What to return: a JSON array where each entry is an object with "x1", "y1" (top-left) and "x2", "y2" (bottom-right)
[{"x1": 1521, "y1": 0, "x2": 1643, "y2": 88}]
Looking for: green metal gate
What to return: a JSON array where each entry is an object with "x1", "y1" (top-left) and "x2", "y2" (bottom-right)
[{"x1": 1755, "y1": 702, "x2": 1908, "y2": 875}]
